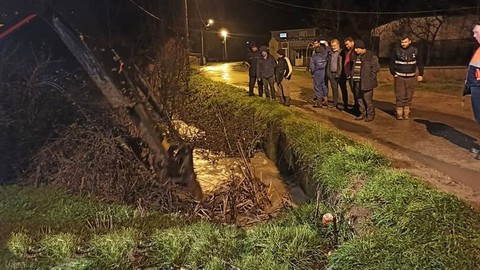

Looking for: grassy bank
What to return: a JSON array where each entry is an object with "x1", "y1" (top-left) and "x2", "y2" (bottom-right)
[{"x1": 1, "y1": 74, "x2": 479, "y2": 269}]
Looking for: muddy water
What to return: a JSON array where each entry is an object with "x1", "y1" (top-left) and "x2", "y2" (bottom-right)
[
  {"x1": 174, "y1": 119, "x2": 307, "y2": 204},
  {"x1": 193, "y1": 149, "x2": 307, "y2": 205}
]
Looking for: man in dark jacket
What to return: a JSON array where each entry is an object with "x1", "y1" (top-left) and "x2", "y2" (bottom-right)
[
  {"x1": 343, "y1": 37, "x2": 358, "y2": 112},
  {"x1": 276, "y1": 49, "x2": 293, "y2": 106},
  {"x1": 352, "y1": 40, "x2": 380, "y2": 122},
  {"x1": 246, "y1": 42, "x2": 263, "y2": 96},
  {"x1": 389, "y1": 35, "x2": 424, "y2": 120},
  {"x1": 256, "y1": 46, "x2": 277, "y2": 100}
]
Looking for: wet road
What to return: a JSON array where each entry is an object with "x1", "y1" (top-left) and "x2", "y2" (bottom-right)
[{"x1": 199, "y1": 62, "x2": 480, "y2": 209}]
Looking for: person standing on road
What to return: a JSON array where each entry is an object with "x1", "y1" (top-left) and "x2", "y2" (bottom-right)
[
  {"x1": 352, "y1": 40, "x2": 380, "y2": 122},
  {"x1": 310, "y1": 41, "x2": 330, "y2": 108},
  {"x1": 246, "y1": 42, "x2": 264, "y2": 97},
  {"x1": 465, "y1": 23, "x2": 480, "y2": 159},
  {"x1": 327, "y1": 39, "x2": 345, "y2": 110},
  {"x1": 344, "y1": 37, "x2": 358, "y2": 113},
  {"x1": 275, "y1": 49, "x2": 293, "y2": 106},
  {"x1": 256, "y1": 46, "x2": 277, "y2": 100},
  {"x1": 389, "y1": 35, "x2": 424, "y2": 120}
]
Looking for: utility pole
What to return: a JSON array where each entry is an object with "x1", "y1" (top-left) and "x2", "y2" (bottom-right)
[{"x1": 184, "y1": 0, "x2": 189, "y2": 51}]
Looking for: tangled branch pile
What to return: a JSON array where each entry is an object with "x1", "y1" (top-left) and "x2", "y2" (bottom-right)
[{"x1": 22, "y1": 121, "x2": 198, "y2": 212}]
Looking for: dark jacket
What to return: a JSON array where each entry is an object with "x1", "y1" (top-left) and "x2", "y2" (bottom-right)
[
  {"x1": 344, "y1": 48, "x2": 355, "y2": 77},
  {"x1": 327, "y1": 49, "x2": 343, "y2": 78},
  {"x1": 354, "y1": 50, "x2": 380, "y2": 90},
  {"x1": 275, "y1": 56, "x2": 292, "y2": 83},
  {"x1": 256, "y1": 51, "x2": 277, "y2": 79},
  {"x1": 246, "y1": 49, "x2": 261, "y2": 77},
  {"x1": 389, "y1": 45, "x2": 424, "y2": 77}
]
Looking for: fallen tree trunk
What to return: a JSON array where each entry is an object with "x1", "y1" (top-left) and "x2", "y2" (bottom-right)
[{"x1": 50, "y1": 14, "x2": 202, "y2": 200}]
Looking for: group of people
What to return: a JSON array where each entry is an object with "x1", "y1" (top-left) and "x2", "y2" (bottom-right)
[
  {"x1": 246, "y1": 42, "x2": 293, "y2": 106},
  {"x1": 246, "y1": 23, "x2": 480, "y2": 159},
  {"x1": 310, "y1": 35, "x2": 424, "y2": 122},
  {"x1": 246, "y1": 34, "x2": 424, "y2": 123}
]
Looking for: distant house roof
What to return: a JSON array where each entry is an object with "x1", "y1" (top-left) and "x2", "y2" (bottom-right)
[
  {"x1": 372, "y1": 15, "x2": 477, "y2": 41},
  {"x1": 270, "y1": 27, "x2": 318, "y2": 33}
]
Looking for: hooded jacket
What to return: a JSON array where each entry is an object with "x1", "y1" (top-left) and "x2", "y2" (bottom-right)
[{"x1": 256, "y1": 47, "x2": 277, "y2": 79}]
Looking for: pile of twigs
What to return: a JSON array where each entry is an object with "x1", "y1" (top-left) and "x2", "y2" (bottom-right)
[{"x1": 22, "y1": 121, "x2": 196, "y2": 212}]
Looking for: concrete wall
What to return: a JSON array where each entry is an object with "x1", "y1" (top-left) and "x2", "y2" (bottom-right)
[{"x1": 378, "y1": 66, "x2": 467, "y2": 83}]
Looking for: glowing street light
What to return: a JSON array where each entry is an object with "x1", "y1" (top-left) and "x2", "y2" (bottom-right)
[
  {"x1": 200, "y1": 19, "x2": 214, "y2": 65},
  {"x1": 220, "y1": 29, "x2": 228, "y2": 62}
]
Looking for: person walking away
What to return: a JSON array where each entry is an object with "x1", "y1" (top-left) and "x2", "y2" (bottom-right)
[
  {"x1": 327, "y1": 39, "x2": 345, "y2": 110},
  {"x1": 352, "y1": 40, "x2": 380, "y2": 122},
  {"x1": 246, "y1": 42, "x2": 264, "y2": 96},
  {"x1": 344, "y1": 37, "x2": 358, "y2": 113},
  {"x1": 310, "y1": 43, "x2": 330, "y2": 108},
  {"x1": 389, "y1": 35, "x2": 424, "y2": 120},
  {"x1": 275, "y1": 49, "x2": 293, "y2": 106},
  {"x1": 256, "y1": 46, "x2": 277, "y2": 100},
  {"x1": 465, "y1": 23, "x2": 480, "y2": 159}
]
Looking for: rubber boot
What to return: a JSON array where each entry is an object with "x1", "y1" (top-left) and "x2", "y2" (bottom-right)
[
  {"x1": 404, "y1": 106, "x2": 411, "y2": 120},
  {"x1": 396, "y1": 106, "x2": 404, "y2": 120},
  {"x1": 284, "y1": 96, "x2": 291, "y2": 107}
]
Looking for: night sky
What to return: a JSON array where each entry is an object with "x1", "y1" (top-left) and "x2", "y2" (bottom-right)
[{"x1": 1, "y1": 0, "x2": 479, "y2": 61}]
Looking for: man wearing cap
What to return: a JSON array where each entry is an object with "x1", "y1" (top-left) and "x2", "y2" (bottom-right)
[
  {"x1": 389, "y1": 35, "x2": 424, "y2": 120},
  {"x1": 352, "y1": 39, "x2": 380, "y2": 122},
  {"x1": 275, "y1": 49, "x2": 293, "y2": 106},
  {"x1": 246, "y1": 42, "x2": 264, "y2": 96}
]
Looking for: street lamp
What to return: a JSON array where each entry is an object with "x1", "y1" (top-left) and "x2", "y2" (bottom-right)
[
  {"x1": 220, "y1": 29, "x2": 228, "y2": 62},
  {"x1": 200, "y1": 19, "x2": 214, "y2": 66}
]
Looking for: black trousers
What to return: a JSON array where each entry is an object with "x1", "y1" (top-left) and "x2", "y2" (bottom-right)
[
  {"x1": 354, "y1": 81, "x2": 375, "y2": 119},
  {"x1": 249, "y1": 76, "x2": 264, "y2": 96}
]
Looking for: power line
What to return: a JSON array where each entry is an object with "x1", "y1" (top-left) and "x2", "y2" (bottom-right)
[
  {"x1": 255, "y1": 0, "x2": 478, "y2": 15},
  {"x1": 127, "y1": 0, "x2": 164, "y2": 21},
  {"x1": 127, "y1": 0, "x2": 184, "y2": 37},
  {"x1": 194, "y1": 0, "x2": 206, "y2": 26}
]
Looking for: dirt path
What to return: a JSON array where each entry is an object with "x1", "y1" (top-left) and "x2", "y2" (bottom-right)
[{"x1": 199, "y1": 62, "x2": 480, "y2": 209}]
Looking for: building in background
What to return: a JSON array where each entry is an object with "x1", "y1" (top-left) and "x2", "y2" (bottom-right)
[
  {"x1": 269, "y1": 28, "x2": 326, "y2": 67},
  {"x1": 372, "y1": 15, "x2": 478, "y2": 66}
]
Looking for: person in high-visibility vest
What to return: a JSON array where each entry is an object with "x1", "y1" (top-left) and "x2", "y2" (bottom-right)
[
  {"x1": 465, "y1": 23, "x2": 480, "y2": 160},
  {"x1": 389, "y1": 35, "x2": 424, "y2": 120}
]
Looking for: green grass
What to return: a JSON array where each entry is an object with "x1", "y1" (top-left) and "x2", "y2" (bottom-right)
[{"x1": 1, "y1": 74, "x2": 480, "y2": 269}]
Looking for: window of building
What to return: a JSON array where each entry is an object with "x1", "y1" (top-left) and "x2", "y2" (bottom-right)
[{"x1": 279, "y1": 32, "x2": 287, "y2": 38}]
